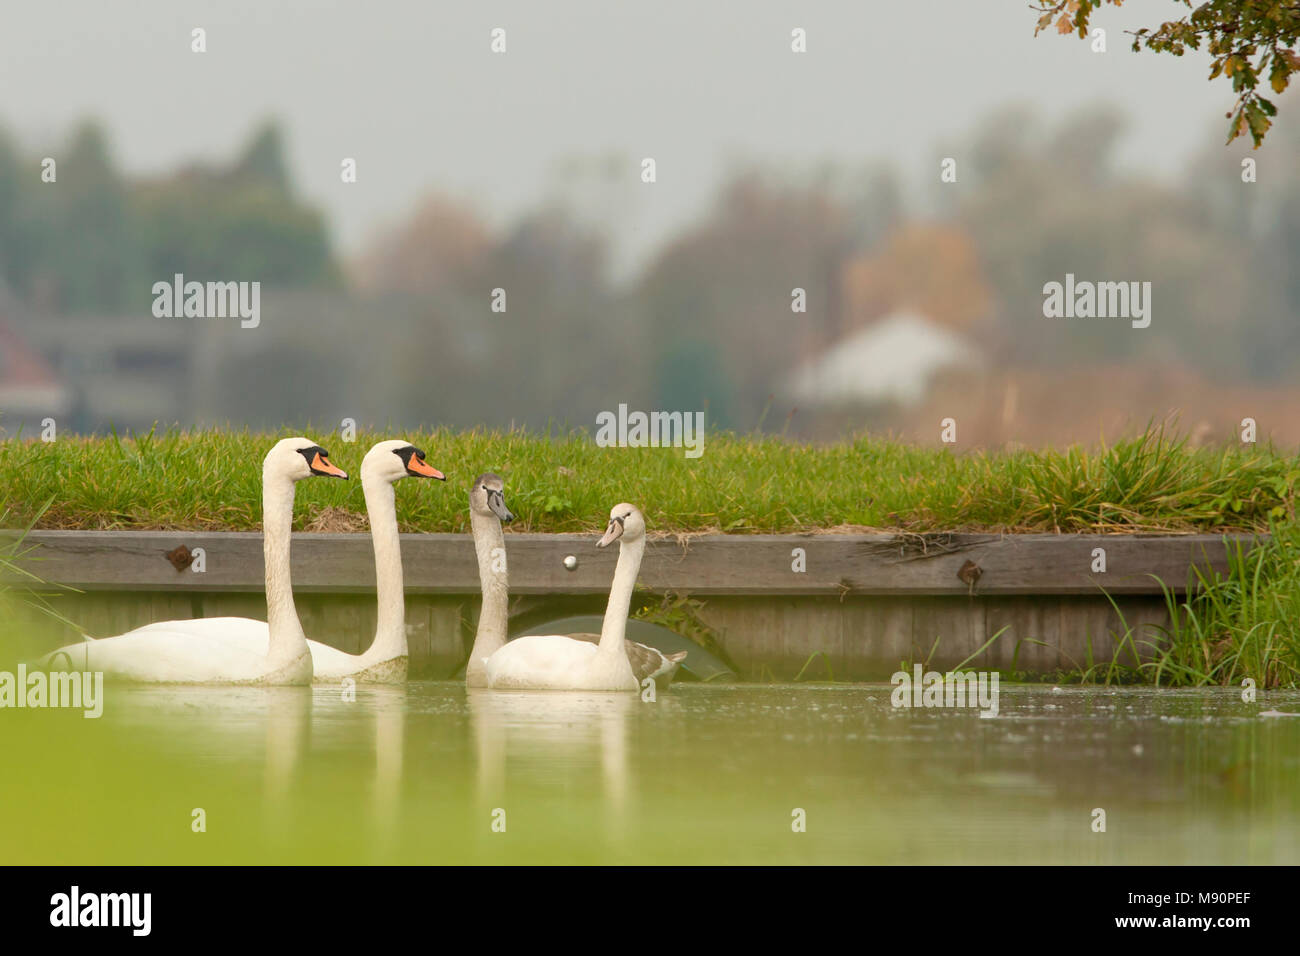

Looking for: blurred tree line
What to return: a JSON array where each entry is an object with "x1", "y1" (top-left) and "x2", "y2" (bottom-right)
[
  {"x1": 359, "y1": 98, "x2": 1300, "y2": 433},
  {"x1": 0, "y1": 119, "x2": 336, "y2": 315},
  {"x1": 954, "y1": 101, "x2": 1300, "y2": 382},
  {"x1": 2, "y1": 99, "x2": 1299, "y2": 435}
]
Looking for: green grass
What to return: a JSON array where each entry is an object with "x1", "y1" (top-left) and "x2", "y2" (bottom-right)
[
  {"x1": 5, "y1": 424, "x2": 1300, "y2": 686},
  {"x1": 991, "y1": 522, "x2": 1300, "y2": 690},
  {"x1": 1142, "y1": 522, "x2": 1300, "y2": 688},
  {"x1": 0, "y1": 424, "x2": 1296, "y2": 534}
]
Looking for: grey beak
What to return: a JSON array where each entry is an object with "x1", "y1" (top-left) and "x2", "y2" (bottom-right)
[{"x1": 489, "y1": 495, "x2": 514, "y2": 524}]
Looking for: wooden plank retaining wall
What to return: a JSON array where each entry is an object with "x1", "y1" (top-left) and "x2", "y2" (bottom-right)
[{"x1": 1, "y1": 531, "x2": 1258, "y2": 680}]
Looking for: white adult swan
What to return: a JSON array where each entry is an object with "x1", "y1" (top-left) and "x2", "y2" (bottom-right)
[
  {"x1": 482, "y1": 502, "x2": 660, "y2": 691},
  {"x1": 466, "y1": 477, "x2": 685, "y2": 688},
  {"x1": 37, "y1": 437, "x2": 348, "y2": 684},
  {"x1": 114, "y1": 439, "x2": 445, "y2": 683},
  {"x1": 308, "y1": 439, "x2": 444, "y2": 682}
]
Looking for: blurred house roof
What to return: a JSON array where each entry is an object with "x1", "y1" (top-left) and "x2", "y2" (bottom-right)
[
  {"x1": 785, "y1": 309, "x2": 980, "y2": 408},
  {"x1": 0, "y1": 316, "x2": 70, "y2": 416}
]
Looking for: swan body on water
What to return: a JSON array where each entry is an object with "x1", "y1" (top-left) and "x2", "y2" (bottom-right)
[
  {"x1": 482, "y1": 502, "x2": 666, "y2": 691},
  {"x1": 36, "y1": 437, "x2": 348, "y2": 684},
  {"x1": 115, "y1": 440, "x2": 444, "y2": 684},
  {"x1": 466, "y1": 479, "x2": 685, "y2": 689}
]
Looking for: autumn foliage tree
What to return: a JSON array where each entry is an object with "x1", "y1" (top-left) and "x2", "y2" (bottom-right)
[
  {"x1": 1033, "y1": 1, "x2": 1300, "y2": 146},
  {"x1": 840, "y1": 224, "x2": 994, "y2": 334}
]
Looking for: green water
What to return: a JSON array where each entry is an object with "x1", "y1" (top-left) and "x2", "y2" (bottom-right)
[{"x1": 2, "y1": 682, "x2": 1298, "y2": 864}]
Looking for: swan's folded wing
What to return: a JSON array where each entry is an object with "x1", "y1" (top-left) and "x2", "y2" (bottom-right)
[
  {"x1": 50, "y1": 627, "x2": 279, "y2": 683},
  {"x1": 567, "y1": 633, "x2": 681, "y2": 686},
  {"x1": 112, "y1": 616, "x2": 270, "y2": 649},
  {"x1": 624, "y1": 639, "x2": 666, "y2": 684},
  {"x1": 483, "y1": 634, "x2": 600, "y2": 689}
]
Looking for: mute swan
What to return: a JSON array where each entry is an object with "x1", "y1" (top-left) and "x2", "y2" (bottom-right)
[
  {"x1": 308, "y1": 439, "x2": 444, "y2": 682},
  {"x1": 464, "y1": 472, "x2": 516, "y2": 688},
  {"x1": 482, "y1": 503, "x2": 662, "y2": 691},
  {"x1": 120, "y1": 440, "x2": 445, "y2": 683},
  {"x1": 466, "y1": 477, "x2": 685, "y2": 688},
  {"x1": 36, "y1": 437, "x2": 348, "y2": 684}
]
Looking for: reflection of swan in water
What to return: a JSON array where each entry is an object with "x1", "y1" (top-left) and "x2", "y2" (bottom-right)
[
  {"x1": 82, "y1": 685, "x2": 413, "y2": 855},
  {"x1": 262, "y1": 689, "x2": 311, "y2": 834},
  {"x1": 132, "y1": 684, "x2": 407, "y2": 854},
  {"x1": 305, "y1": 683, "x2": 407, "y2": 855},
  {"x1": 106, "y1": 686, "x2": 312, "y2": 840},
  {"x1": 367, "y1": 686, "x2": 406, "y2": 851},
  {"x1": 467, "y1": 689, "x2": 633, "y2": 832}
]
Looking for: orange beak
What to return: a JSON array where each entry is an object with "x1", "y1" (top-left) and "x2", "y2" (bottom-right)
[
  {"x1": 310, "y1": 452, "x2": 349, "y2": 479},
  {"x1": 407, "y1": 456, "x2": 445, "y2": 480}
]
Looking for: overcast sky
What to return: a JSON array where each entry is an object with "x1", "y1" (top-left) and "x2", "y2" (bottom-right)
[{"x1": 1, "y1": 1, "x2": 1228, "y2": 273}]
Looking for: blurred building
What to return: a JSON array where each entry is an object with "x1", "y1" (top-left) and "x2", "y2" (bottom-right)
[
  {"x1": 784, "y1": 309, "x2": 982, "y2": 409},
  {"x1": 0, "y1": 315, "x2": 71, "y2": 434},
  {"x1": 18, "y1": 315, "x2": 197, "y2": 433}
]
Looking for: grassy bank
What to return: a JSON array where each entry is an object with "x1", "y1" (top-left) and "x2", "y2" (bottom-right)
[
  {"x1": 0, "y1": 425, "x2": 1296, "y2": 534},
  {"x1": 1150, "y1": 522, "x2": 1300, "y2": 687},
  {"x1": 1027, "y1": 521, "x2": 1299, "y2": 689},
  {"x1": 3, "y1": 426, "x2": 1300, "y2": 686}
]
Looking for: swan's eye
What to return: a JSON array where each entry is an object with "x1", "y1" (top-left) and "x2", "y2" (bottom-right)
[{"x1": 297, "y1": 445, "x2": 327, "y2": 467}]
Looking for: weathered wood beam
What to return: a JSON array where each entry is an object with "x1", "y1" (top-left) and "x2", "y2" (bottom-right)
[{"x1": 0, "y1": 530, "x2": 1259, "y2": 596}]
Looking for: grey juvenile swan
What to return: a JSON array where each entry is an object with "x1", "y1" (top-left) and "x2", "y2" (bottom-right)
[{"x1": 466, "y1": 478, "x2": 686, "y2": 690}]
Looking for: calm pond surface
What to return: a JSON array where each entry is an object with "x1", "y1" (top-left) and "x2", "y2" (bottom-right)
[{"x1": 3, "y1": 682, "x2": 1299, "y2": 864}]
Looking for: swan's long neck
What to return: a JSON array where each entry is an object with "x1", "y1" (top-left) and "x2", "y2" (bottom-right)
[
  {"x1": 466, "y1": 509, "x2": 508, "y2": 685},
  {"x1": 597, "y1": 536, "x2": 644, "y2": 658},
  {"x1": 364, "y1": 474, "x2": 406, "y2": 662},
  {"x1": 263, "y1": 472, "x2": 309, "y2": 666}
]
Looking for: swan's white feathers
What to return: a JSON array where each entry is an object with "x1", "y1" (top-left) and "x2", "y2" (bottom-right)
[
  {"x1": 109, "y1": 617, "x2": 407, "y2": 684},
  {"x1": 31, "y1": 437, "x2": 325, "y2": 685},
  {"x1": 483, "y1": 634, "x2": 637, "y2": 691},
  {"x1": 36, "y1": 617, "x2": 307, "y2": 684}
]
